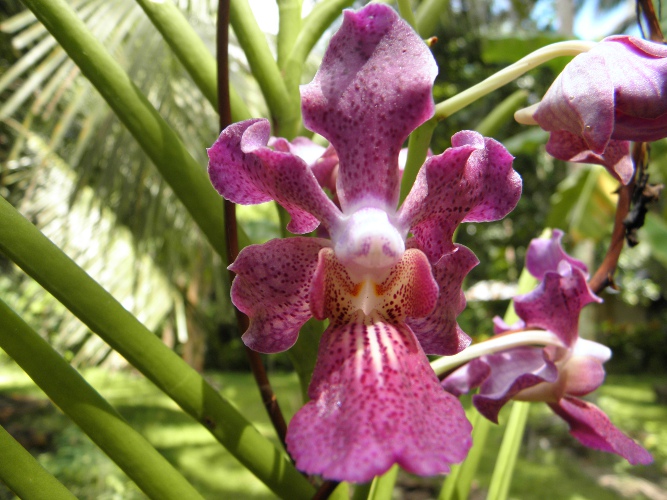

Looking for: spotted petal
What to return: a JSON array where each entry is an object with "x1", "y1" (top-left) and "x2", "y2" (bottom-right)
[
  {"x1": 301, "y1": 4, "x2": 437, "y2": 211},
  {"x1": 549, "y1": 397, "x2": 653, "y2": 465},
  {"x1": 310, "y1": 247, "x2": 439, "y2": 324},
  {"x1": 286, "y1": 313, "x2": 472, "y2": 482},
  {"x1": 399, "y1": 131, "x2": 521, "y2": 262},
  {"x1": 526, "y1": 229, "x2": 588, "y2": 280},
  {"x1": 229, "y1": 238, "x2": 329, "y2": 353},
  {"x1": 407, "y1": 244, "x2": 479, "y2": 355},
  {"x1": 514, "y1": 262, "x2": 601, "y2": 346},
  {"x1": 207, "y1": 119, "x2": 342, "y2": 233}
]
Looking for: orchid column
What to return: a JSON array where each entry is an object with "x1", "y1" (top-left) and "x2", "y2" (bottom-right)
[{"x1": 208, "y1": 4, "x2": 521, "y2": 482}]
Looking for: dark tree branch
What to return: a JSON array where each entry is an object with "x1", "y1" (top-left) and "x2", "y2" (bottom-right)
[
  {"x1": 217, "y1": 0, "x2": 289, "y2": 449},
  {"x1": 637, "y1": 0, "x2": 665, "y2": 42}
]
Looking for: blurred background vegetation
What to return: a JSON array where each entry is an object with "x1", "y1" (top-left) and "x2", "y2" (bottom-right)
[{"x1": 1, "y1": 0, "x2": 666, "y2": 498}]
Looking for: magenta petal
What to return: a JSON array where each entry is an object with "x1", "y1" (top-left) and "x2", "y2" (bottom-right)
[
  {"x1": 525, "y1": 229, "x2": 588, "y2": 280},
  {"x1": 549, "y1": 397, "x2": 653, "y2": 465},
  {"x1": 301, "y1": 4, "x2": 437, "y2": 211},
  {"x1": 544, "y1": 130, "x2": 634, "y2": 185},
  {"x1": 286, "y1": 315, "x2": 472, "y2": 482},
  {"x1": 229, "y1": 238, "x2": 328, "y2": 353},
  {"x1": 407, "y1": 244, "x2": 478, "y2": 355},
  {"x1": 472, "y1": 347, "x2": 558, "y2": 423},
  {"x1": 514, "y1": 264, "x2": 601, "y2": 346},
  {"x1": 207, "y1": 119, "x2": 341, "y2": 233},
  {"x1": 399, "y1": 131, "x2": 521, "y2": 262},
  {"x1": 535, "y1": 50, "x2": 615, "y2": 153},
  {"x1": 441, "y1": 359, "x2": 491, "y2": 397}
]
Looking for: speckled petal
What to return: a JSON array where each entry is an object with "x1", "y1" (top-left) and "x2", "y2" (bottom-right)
[
  {"x1": 534, "y1": 50, "x2": 615, "y2": 154},
  {"x1": 399, "y1": 131, "x2": 521, "y2": 262},
  {"x1": 301, "y1": 4, "x2": 437, "y2": 211},
  {"x1": 207, "y1": 119, "x2": 342, "y2": 233},
  {"x1": 286, "y1": 313, "x2": 472, "y2": 482},
  {"x1": 549, "y1": 397, "x2": 653, "y2": 465},
  {"x1": 544, "y1": 130, "x2": 634, "y2": 185},
  {"x1": 471, "y1": 347, "x2": 558, "y2": 423},
  {"x1": 310, "y1": 247, "x2": 439, "y2": 324},
  {"x1": 406, "y1": 244, "x2": 479, "y2": 355},
  {"x1": 525, "y1": 229, "x2": 588, "y2": 280},
  {"x1": 514, "y1": 263, "x2": 601, "y2": 347},
  {"x1": 229, "y1": 238, "x2": 329, "y2": 353}
]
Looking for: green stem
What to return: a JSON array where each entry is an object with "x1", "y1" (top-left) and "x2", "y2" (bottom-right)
[
  {"x1": 132, "y1": 0, "x2": 251, "y2": 121},
  {"x1": 0, "y1": 424, "x2": 77, "y2": 500},
  {"x1": 0, "y1": 197, "x2": 314, "y2": 500},
  {"x1": 277, "y1": 0, "x2": 302, "y2": 69},
  {"x1": 399, "y1": 117, "x2": 436, "y2": 203},
  {"x1": 397, "y1": 0, "x2": 417, "y2": 28},
  {"x1": 475, "y1": 89, "x2": 528, "y2": 137},
  {"x1": 283, "y1": 0, "x2": 354, "y2": 97},
  {"x1": 430, "y1": 330, "x2": 563, "y2": 377},
  {"x1": 486, "y1": 401, "x2": 531, "y2": 500},
  {"x1": 368, "y1": 464, "x2": 399, "y2": 499},
  {"x1": 439, "y1": 411, "x2": 490, "y2": 500},
  {"x1": 0, "y1": 299, "x2": 204, "y2": 500},
  {"x1": 415, "y1": 0, "x2": 447, "y2": 37},
  {"x1": 434, "y1": 41, "x2": 595, "y2": 121},
  {"x1": 19, "y1": 0, "x2": 228, "y2": 261},
  {"x1": 229, "y1": 0, "x2": 298, "y2": 136}
]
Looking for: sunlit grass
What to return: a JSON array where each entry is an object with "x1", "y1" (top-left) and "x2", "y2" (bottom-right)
[{"x1": 1, "y1": 356, "x2": 665, "y2": 499}]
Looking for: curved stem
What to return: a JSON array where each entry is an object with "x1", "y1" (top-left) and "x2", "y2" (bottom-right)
[
  {"x1": 434, "y1": 40, "x2": 596, "y2": 121},
  {"x1": 430, "y1": 330, "x2": 564, "y2": 376}
]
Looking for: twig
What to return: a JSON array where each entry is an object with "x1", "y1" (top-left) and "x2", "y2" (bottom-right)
[
  {"x1": 312, "y1": 480, "x2": 340, "y2": 500},
  {"x1": 589, "y1": 0, "x2": 665, "y2": 293},
  {"x1": 588, "y1": 146, "x2": 641, "y2": 294},
  {"x1": 217, "y1": 0, "x2": 289, "y2": 448},
  {"x1": 637, "y1": 0, "x2": 665, "y2": 42}
]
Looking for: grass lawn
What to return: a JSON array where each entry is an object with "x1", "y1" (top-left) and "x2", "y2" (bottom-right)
[{"x1": 0, "y1": 358, "x2": 665, "y2": 499}]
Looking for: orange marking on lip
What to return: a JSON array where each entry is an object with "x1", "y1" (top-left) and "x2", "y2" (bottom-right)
[{"x1": 351, "y1": 283, "x2": 363, "y2": 297}]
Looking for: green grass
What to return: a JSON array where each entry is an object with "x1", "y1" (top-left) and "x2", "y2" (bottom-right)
[{"x1": 1, "y1": 357, "x2": 666, "y2": 499}]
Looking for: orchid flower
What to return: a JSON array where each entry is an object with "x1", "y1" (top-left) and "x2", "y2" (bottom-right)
[
  {"x1": 516, "y1": 36, "x2": 667, "y2": 185},
  {"x1": 442, "y1": 230, "x2": 653, "y2": 465},
  {"x1": 208, "y1": 4, "x2": 522, "y2": 482}
]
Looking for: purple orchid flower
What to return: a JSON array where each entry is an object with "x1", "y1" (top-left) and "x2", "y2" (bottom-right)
[
  {"x1": 442, "y1": 230, "x2": 652, "y2": 465},
  {"x1": 208, "y1": 4, "x2": 522, "y2": 482},
  {"x1": 516, "y1": 36, "x2": 667, "y2": 185}
]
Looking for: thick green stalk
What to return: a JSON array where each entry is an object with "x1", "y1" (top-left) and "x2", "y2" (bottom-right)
[
  {"x1": 434, "y1": 41, "x2": 595, "y2": 121},
  {"x1": 439, "y1": 411, "x2": 490, "y2": 500},
  {"x1": 132, "y1": 0, "x2": 251, "y2": 121},
  {"x1": 0, "y1": 197, "x2": 314, "y2": 500},
  {"x1": 399, "y1": 117, "x2": 437, "y2": 204},
  {"x1": 368, "y1": 465, "x2": 399, "y2": 499},
  {"x1": 277, "y1": 0, "x2": 302, "y2": 69},
  {"x1": 0, "y1": 300, "x2": 204, "y2": 500},
  {"x1": 0, "y1": 424, "x2": 76, "y2": 500},
  {"x1": 415, "y1": 0, "x2": 447, "y2": 37},
  {"x1": 397, "y1": 0, "x2": 417, "y2": 28},
  {"x1": 229, "y1": 0, "x2": 297, "y2": 136},
  {"x1": 283, "y1": 0, "x2": 354, "y2": 95},
  {"x1": 19, "y1": 0, "x2": 228, "y2": 260},
  {"x1": 486, "y1": 401, "x2": 530, "y2": 500},
  {"x1": 475, "y1": 89, "x2": 528, "y2": 138}
]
